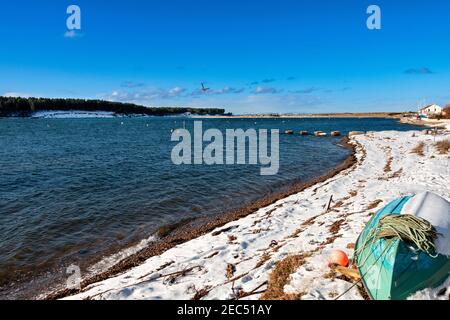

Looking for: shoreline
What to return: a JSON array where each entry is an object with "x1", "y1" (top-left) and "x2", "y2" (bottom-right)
[
  {"x1": 60, "y1": 129, "x2": 449, "y2": 300},
  {"x1": 47, "y1": 137, "x2": 357, "y2": 299},
  {"x1": 400, "y1": 117, "x2": 450, "y2": 129},
  {"x1": 196, "y1": 112, "x2": 411, "y2": 119}
]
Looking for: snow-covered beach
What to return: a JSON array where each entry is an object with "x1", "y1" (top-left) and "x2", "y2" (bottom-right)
[{"x1": 63, "y1": 130, "x2": 449, "y2": 300}]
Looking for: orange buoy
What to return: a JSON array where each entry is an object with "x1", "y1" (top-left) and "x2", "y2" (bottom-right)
[{"x1": 328, "y1": 250, "x2": 349, "y2": 267}]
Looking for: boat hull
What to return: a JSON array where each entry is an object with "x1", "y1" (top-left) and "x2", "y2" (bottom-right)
[{"x1": 355, "y1": 196, "x2": 450, "y2": 300}]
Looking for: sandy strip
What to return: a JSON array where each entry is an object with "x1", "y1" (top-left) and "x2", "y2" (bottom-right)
[{"x1": 62, "y1": 130, "x2": 449, "y2": 300}]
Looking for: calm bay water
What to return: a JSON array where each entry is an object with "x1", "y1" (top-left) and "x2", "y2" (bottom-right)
[{"x1": 0, "y1": 117, "x2": 421, "y2": 298}]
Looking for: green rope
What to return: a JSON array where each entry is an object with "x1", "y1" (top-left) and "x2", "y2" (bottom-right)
[
  {"x1": 355, "y1": 214, "x2": 439, "y2": 267},
  {"x1": 376, "y1": 214, "x2": 439, "y2": 256}
]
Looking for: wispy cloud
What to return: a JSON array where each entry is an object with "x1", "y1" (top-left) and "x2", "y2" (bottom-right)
[
  {"x1": 290, "y1": 87, "x2": 320, "y2": 94},
  {"x1": 101, "y1": 86, "x2": 187, "y2": 103},
  {"x1": 250, "y1": 78, "x2": 276, "y2": 85},
  {"x1": 252, "y1": 86, "x2": 282, "y2": 94},
  {"x1": 404, "y1": 67, "x2": 434, "y2": 75},
  {"x1": 286, "y1": 76, "x2": 296, "y2": 81},
  {"x1": 164, "y1": 87, "x2": 186, "y2": 98},
  {"x1": 121, "y1": 81, "x2": 145, "y2": 88},
  {"x1": 211, "y1": 87, "x2": 245, "y2": 95}
]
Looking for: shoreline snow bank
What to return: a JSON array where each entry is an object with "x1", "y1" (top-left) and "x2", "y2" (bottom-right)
[
  {"x1": 30, "y1": 111, "x2": 195, "y2": 119},
  {"x1": 31, "y1": 111, "x2": 118, "y2": 118},
  {"x1": 64, "y1": 130, "x2": 449, "y2": 300}
]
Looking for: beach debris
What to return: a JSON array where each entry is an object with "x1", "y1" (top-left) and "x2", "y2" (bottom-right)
[
  {"x1": 328, "y1": 250, "x2": 349, "y2": 267},
  {"x1": 231, "y1": 281, "x2": 268, "y2": 300},
  {"x1": 333, "y1": 266, "x2": 361, "y2": 281},
  {"x1": 227, "y1": 235, "x2": 237, "y2": 243},
  {"x1": 163, "y1": 265, "x2": 204, "y2": 285},
  {"x1": 331, "y1": 131, "x2": 341, "y2": 137},
  {"x1": 211, "y1": 225, "x2": 238, "y2": 236},
  {"x1": 329, "y1": 219, "x2": 345, "y2": 235},
  {"x1": 348, "y1": 131, "x2": 365, "y2": 137},
  {"x1": 190, "y1": 285, "x2": 212, "y2": 300},
  {"x1": 325, "y1": 195, "x2": 334, "y2": 212},
  {"x1": 205, "y1": 251, "x2": 219, "y2": 259},
  {"x1": 269, "y1": 240, "x2": 278, "y2": 247},
  {"x1": 255, "y1": 252, "x2": 271, "y2": 268},
  {"x1": 260, "y1": 253, "x2": 311, "y2": 300},
  {"x1": 226, "y1": 263, "x2": 236, "y2": 279}
]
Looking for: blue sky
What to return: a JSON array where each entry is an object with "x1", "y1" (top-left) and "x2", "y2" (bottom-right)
[{"x1": 0, "y1": 0, "x2": 449, "y2": 114}]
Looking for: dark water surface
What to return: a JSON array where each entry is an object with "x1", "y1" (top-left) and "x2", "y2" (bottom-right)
[{"x1": 0, "y1": 117, "x2": 421, "y2": 298}]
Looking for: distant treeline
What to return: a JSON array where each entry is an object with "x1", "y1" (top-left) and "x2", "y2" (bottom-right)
[{"x1": 0, "y1": 97, "x2": 226, "y2": 117}]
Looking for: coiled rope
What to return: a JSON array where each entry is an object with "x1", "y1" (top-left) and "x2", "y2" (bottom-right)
[
  {"x1": 355, "y1": 214, "x2": 439, "y2": 261},
  {"x1": 375, "y1": 214, "x2": 439, "y2": 256}
]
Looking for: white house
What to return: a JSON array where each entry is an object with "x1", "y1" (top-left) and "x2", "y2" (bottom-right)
[{"x1": 419, "y1": 104, "x2": 442, "y2": 117}]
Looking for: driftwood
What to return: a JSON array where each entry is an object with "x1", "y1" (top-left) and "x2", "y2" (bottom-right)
[{"x1": 334, "y1": 266, "x2": 361, "y2": 281}]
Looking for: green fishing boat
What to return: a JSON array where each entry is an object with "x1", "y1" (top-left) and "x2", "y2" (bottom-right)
[{"x1": 355, "y1": 192, "x2": 450, "y2": 300}]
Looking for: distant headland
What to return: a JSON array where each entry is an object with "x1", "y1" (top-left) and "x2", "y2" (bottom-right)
[{"x1": 0, "y1": 96, "x2": 227, "y2": 117}]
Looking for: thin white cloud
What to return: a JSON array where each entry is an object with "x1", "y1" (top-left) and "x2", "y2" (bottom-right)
[
  {"x1": 165, "y1": 87, "x2": 186, "y2": 98},
  {"x1": 404, "y1": 67, "x2": 434, "y2": 75},
  {"x1": 211, "y1": 87, "x2": 245, "y2": 95},
  {"x1": 290, "y1": 87, "x2": 321, "y2": 94},
  {"x1": 252, "y1": 86, "x2": 282, "y2": 94},
  {"x1": 121, "y1": 81, "x2": 145, "y2": 88},
  {"x1": 100, "y1": 86, "x2": 187, "y2": 104}
]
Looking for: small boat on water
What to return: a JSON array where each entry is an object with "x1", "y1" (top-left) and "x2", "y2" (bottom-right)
[
  {"x1": 299, "y1": 131, "x2": 309, "y2": 136},
  {"x1": 285, "y1": 130, "x2": 294, "y2": 135},
  {"x1": 355, "y1": 192, "x2": 450, "y2": 300},
  {"x1": 331, "y1": 131, "x2": 341, "y2": 137}
]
